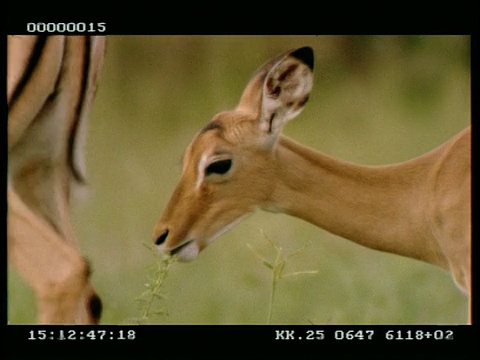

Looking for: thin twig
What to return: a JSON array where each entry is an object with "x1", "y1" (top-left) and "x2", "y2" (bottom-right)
[{"x1": 248, "y1": 231, "x2": 318, "y2": 324}]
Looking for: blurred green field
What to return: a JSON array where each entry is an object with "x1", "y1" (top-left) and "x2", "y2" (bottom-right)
[{"x1": 8, "y1": 35, "x2": 470, "y2": 324}]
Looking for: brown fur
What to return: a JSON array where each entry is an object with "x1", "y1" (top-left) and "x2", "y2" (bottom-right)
[{"x1": 153, "y1": 47, "x2": 471, "y2": 321}]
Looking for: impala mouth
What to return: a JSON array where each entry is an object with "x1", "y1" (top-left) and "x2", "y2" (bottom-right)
[
  {"x1": 169, "y1": 240, "x2": 199, "y2": 262},
  {"x1": 171, "y1": 240, "x2": 194, "y2": 256}
]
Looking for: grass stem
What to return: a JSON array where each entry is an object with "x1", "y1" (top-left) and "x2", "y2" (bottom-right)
[{"x1": 248, "y1": 230, "x2": 318, "y2": 324}]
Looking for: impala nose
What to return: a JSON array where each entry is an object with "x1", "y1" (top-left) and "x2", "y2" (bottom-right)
[{"x1": 155, "y1": 229, "x2": 169, "y2": 246}]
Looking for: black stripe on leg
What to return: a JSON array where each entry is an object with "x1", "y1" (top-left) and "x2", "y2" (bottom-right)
[{"x1": 9, "y1": 36, "x2": 48, "y2": 108}]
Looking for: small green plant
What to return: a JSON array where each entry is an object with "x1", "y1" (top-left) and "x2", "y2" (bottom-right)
[
  {"x1": 247, "y1": 230, "x2": 318, "y2": 324},
  {"x1": 133, "y1": 243, "x2": 177, "y2": 324}
]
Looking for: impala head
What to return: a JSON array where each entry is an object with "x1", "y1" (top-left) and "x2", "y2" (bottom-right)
[{"x1": 153, "y1": 46, "x2": 314, "y2": 261}]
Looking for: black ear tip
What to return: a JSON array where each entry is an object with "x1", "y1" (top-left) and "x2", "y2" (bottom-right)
[{"x1": 291, "y1": 46, "x2": 314, "y2": 70}]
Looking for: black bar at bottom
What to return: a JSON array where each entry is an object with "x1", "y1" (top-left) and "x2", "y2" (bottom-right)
[{"x1": 4, "y1": 324, "x2": 476, "y2": 358}]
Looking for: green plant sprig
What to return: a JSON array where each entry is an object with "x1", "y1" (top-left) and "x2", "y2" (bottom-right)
[
  {"x1": 247, "y1": 230, "x2": 318, "y2": 324},
  {"x1": 133, "y1": 243, "x2": 177, "y2": 324}
]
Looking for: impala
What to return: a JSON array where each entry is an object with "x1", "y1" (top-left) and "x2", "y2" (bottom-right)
[
  {"x1": 8, "y1": 35, "x2": 105, "y2": 324},
  {"x1": 153, "y1": 47, "x2": 471, "y2": 315}
]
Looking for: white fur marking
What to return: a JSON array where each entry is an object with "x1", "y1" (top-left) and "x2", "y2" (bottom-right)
[
  {"x1": 175, "y1": 241, "x2": 199, "y2": 262},
  {"x1": 196, "y1": 153, "x2": 209, "y2": 190}
]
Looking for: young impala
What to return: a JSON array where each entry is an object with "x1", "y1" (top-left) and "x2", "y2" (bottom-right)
[{"x1": 153, "y1": 47, "x2": 470, "y2": 315}]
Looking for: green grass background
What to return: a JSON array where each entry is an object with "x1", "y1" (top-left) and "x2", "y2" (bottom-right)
[{"x1": 8, "y1": 35, "x2": 470, "y2": 324}]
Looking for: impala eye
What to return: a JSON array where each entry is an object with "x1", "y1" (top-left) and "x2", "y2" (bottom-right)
[{"x1": 205, "y1": 159, "x2": 232, "y2": 176}]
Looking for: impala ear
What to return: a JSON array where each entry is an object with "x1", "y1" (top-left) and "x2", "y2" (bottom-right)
[
  {"x1": 235, "y1": 47, "x2": 314, "y2": 144},
  {"x1": 259, "y1": 47, "x2": 314, "y2": 138}
]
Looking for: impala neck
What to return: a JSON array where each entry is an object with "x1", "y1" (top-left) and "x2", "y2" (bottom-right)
[{"x1": 267, "y1": 135, "x2": 445, "y2": 267}]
